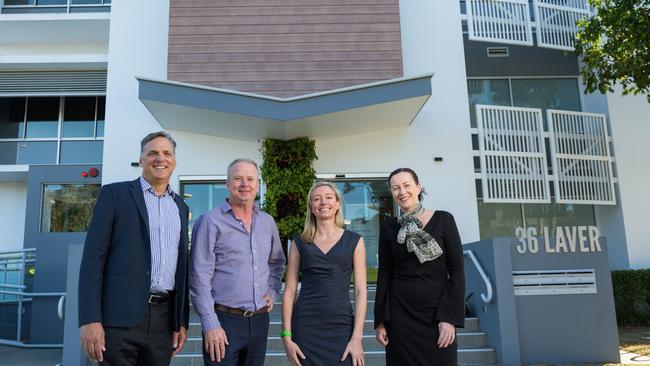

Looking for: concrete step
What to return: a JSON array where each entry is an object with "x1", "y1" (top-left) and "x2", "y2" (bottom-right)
[
  {"x1": 187, "y1": 317, "x2": 481, "y2": 337},
  {"x1": 178, "y1": 330, "x2": 488, "y2": 355},
  {"x1": 172, "y1": 348, "x2": 497, "y2": 366}
]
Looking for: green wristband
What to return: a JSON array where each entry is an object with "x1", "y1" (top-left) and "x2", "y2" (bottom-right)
[{"x1": 280, "y1": 329, "x2": 292, "y2": 338}]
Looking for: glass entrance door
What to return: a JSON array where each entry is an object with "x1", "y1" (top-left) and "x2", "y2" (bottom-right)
[
  {"x1": 332, "y1": 180, "x2": 394, "y2": 272},
  {"x1": 180, "y1": 181, "x2": 228, "y2": 238}
]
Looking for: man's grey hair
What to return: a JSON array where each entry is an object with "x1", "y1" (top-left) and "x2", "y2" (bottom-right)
[
  {"x1": 140, "y1": 131, "x2": 177, "y2": 155},
  {"x1": 227, "y1": 158, "x2": 260, "y2": 180}
]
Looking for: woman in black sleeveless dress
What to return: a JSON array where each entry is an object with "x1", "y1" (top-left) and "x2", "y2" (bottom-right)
[
  {"x1": 282, "y1": 181, "x2": 367, "y2": 366},
  {"x1": 374, "y1": 168, "x2": 465, "y2": 366}
]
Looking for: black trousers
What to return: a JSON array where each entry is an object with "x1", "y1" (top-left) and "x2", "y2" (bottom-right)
[
  {"x1": 101, "y1": 302, "x2": 174, "y2": 366},
  {"x1": 202, "y1": 310, "x2": 269, "y2": 366}
]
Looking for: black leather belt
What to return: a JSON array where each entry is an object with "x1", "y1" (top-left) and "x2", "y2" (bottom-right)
[
  {"x1": 214, "y1": 304, "x2": 269, "y2": 317},
  {"x1": 148, "y1": 292, "x2": 172, "y2": 304}
]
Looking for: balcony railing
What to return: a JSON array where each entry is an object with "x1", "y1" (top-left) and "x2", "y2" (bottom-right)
[
  {"x1": 461, "y1": 0, "x2": 591, "y2": 51},
  {"x1": 1, "y1": 0, "x2": 110, "y2": 14},
  {"x1": 475, "y1": 105, "x2": 616, "y2": 205}
]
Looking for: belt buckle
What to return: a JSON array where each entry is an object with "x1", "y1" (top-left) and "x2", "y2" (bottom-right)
[
  {"x1": 243, "y1": 310, "x2": 254, "y2": 317},
  {"x1": 148, "y1": 294, "x2": 158, "y2": 304}
]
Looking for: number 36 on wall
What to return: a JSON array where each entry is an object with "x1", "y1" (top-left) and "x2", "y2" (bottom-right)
[{"x1": 514, "y1": 226, "x2": 602, "y2": 254}]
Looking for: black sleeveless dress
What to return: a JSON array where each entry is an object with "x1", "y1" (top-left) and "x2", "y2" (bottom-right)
[{"x1": 292, "y1": 230, "x2": 361, "y2": 366}]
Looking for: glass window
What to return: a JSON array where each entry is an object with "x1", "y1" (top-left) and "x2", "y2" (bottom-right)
[
  {"x1": 477, "y1": 200, "x2": 523, "y2": 239},
  {"x1": 524, "y1": 203, "x2": 595, "y2": 235},
  {"x1": 25, "y1": 97, "x2": 59, "y2": 138},
  {"x1": 41, "y1": 184, "x2": 101, "y2": 232},
  {"x1": 17, "y1": 141, "x2": 57, "y2": 164},
  {"x1": 63, "y1": 97, "x2": 96, "y2": 138},
  {"x1": 467, "y1": 79, "x2": 510, "y2": 127},
  {"x1": 511, "y1": 78, "x2": 581, "y2": 113},
  {"x1": 181, "y1": 182, "x2": 229, "y2": 238},
  {"x1": 333, "y1": 180, "x2": 393, "y2": 268},
  {"x1": 60, "y1": 141, "x2": 103, "y2": 164},
  {"x1": 0, "y1": 98, "x2": 26, "y2": 138},
  {"x1": 478, "y1": 200, "x2": 596, "y2": 240},
  {"x1": 35, "y1": 0, "x2": 67, "y2": 4},
  {"x1": 3, "y1": 0, "x2": 34, "y2": 5},
  {"x1": 96, "y1": 96, "x2": 105, "y2": 138}
]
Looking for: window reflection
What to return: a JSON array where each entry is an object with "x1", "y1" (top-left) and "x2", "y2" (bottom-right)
[
  {"x1": 41, "y1": 184, "x2": 101, "y2": 232},
  {"x1": 25, "y1": 97, "x2": 59, "y2": 138},
  {"x1": 333, "y1": 180, "x2": 393, "y2": 268}
]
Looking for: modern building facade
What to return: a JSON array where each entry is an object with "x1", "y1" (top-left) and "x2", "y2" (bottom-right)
[{"x1": 1, "y1": 0, "x2": 648, "y2": 349}]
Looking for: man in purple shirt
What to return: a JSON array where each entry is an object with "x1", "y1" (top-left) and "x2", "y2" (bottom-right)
[{"x1": 189, "y1": 158, "x2": 286, "y2": 366}]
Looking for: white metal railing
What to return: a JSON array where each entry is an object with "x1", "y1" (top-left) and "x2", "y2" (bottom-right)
[
  {"x1": 0, "y1": 284, "x2": 65, "y2": 348},
  {"x1": 466, "y1": 0, "x2": 534, "y2": 46},
  {"x1": 533, "y1": 0, "x2": 590, "y2": 50},
  {"x1": 462, "y1": 0, "x2": 591, "y2": 51},
  {"x1": 547, "y1": 109, "x2": 615, "y2": 205},
  {"x1": 476, "y1": 104, "x2": 551, "y2": 203},
  {"x1": 464, "y1": 250, "x2": 493, "y2": 303},
  {"x1": 1, "y1": 0, "x2": 110, "y2": 14}
]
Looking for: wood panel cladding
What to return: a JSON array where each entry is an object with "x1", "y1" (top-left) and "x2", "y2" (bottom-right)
[{"x1": 168, "y1": 0, "x2": 403, "y2": 98}]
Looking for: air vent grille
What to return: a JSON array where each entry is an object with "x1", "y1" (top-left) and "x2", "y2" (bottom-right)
[
  {"x1": 0, "y1": 70, "x2": 107, "y2": 96},
  {"x1": 487, "y1": 47, "x2": 510, "y2": 57}
]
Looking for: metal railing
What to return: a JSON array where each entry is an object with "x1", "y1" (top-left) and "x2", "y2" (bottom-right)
[
  {"x1": 0, "y1": 283, "x2": 65, "y2": 348},
  {"x1": 0, "y1": 248, "x2": 35, "y2": 300},
  {"x1": 1, "y1": 0, "x2": 111, "y2": 14},
  {"x1": 464, "y1": 249, "x2": 493, "y2": 303}
]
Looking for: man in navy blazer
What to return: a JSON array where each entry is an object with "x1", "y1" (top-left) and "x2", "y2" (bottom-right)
[{"x1": 78, "y1": 131, "x2": 189, "y2": 365}]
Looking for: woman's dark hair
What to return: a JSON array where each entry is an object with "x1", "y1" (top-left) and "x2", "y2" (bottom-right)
[{"x1": 388, "y1": 167, "x2": 426, "y2": 202}]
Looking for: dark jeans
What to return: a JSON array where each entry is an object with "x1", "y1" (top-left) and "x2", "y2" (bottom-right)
[
  {"x1": 202, "y1": 310, "x2": 269, "y2": 366},
  {"x1": 101, "y1": 302, "x2": 173, "y2": 366}
]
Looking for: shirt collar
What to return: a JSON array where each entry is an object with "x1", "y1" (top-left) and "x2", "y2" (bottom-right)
[
  {"x1": 221, "y1": 199, "x2": 260, "y2": 214},
  {"x1": 139, "y1": 176, "x2": 175, "y2": 198}
]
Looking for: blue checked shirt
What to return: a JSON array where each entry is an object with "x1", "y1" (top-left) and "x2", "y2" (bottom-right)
[{"x1": 140, "y1": 176, "x2": 181, "y2": 292}]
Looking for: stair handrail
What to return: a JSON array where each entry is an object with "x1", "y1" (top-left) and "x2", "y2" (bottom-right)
[
  {"x1": 464, "y1": 249, "x2": 493, "y2": 303},
  {"x1": 0, "y1": 288, "x2": 65, "y2": 348}
]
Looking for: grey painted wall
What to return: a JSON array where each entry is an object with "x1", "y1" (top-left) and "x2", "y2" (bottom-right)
[
  {"x1": 465, "y1": 237, "x2": 619, "y2": 365},
  {"x1": 463, "y1": 36, "x2": 579, "y2": 77},
  {"x1": 24, "y1": 164, "x2": 101, "y2": 344}
]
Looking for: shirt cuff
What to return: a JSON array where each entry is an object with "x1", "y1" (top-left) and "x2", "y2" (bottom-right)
[
  {"x1": 200, "y1": 313, "x2": 221, "y2": 333},
  {"x1": 267, "y1": 288, "x2": 279, "y2": 302}
]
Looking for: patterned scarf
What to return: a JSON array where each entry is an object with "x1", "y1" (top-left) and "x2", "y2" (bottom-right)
[{"x1": 396, "y1": 203, "x2": 443, "y2": 264}]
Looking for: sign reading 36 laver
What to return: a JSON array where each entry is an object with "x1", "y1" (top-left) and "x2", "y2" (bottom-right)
[{"x1": 514, "y1": 226, "x2": 602, "y2": 254}]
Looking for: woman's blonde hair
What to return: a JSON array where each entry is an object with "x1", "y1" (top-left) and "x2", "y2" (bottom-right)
[{"x1": 300, "y1": 181, "x2": 345, "y2": 242}]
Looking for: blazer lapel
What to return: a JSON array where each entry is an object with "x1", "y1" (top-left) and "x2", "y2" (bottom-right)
[{"x1": 129, "y1": 178, "x2": 150, "y2": 234}]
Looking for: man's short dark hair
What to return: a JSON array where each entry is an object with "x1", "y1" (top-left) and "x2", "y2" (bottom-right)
[{"x1": 140, "y1": 131, "x2": 177, "y2": 155}]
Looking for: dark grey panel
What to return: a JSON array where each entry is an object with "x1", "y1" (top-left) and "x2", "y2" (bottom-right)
[
  {"x1": 463, "y1": 35, "x2": 579, "y2": 77},
  {"x1": 59, "y1": 141, "x2": 103, "y2": 164},
  {"x1": 0, "y1": 141, "x2": 18, "y2": 164},
  {"x1": 17, "y1": 141, "x2": 57, "y2": 164},
  {"x1": 24, "y1": 164, "x2": 102, "y2": 343}
]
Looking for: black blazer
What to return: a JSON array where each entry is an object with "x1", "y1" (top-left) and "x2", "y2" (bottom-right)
[{"x1": 78, "y1": 178, "x2": 190, "y2": 331}]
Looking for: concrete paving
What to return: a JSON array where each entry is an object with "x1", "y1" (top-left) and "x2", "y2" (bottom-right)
[{"x1": 0, "y1": 345, "x2": 62, "y2": 366}]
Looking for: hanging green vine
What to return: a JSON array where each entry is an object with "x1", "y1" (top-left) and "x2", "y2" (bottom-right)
[{"x1": 261, "y1": 137, "x2": 317, "y2": 252}]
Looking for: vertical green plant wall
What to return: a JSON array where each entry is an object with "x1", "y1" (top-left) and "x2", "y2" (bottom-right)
[{"x1": 261, "y1": 137, "x2": 317, "y2": 253}]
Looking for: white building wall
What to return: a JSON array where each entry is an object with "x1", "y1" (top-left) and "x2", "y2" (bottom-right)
[
  {"x1": 317, "y1": 0, "x2": 480, "y2": 243},
  {"x1": 0, "y1": 182, "x2": 27, "y2": 252},
  {"x1": 606, "y1": 89, "x2": 650, "y2": 269},
  {"x1": 102, "y1": 0, "x2": 173, "y2": 187}
]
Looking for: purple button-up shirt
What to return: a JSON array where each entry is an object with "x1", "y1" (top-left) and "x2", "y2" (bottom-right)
[{"x1": 189, "y1": 200, "x2": 286, "y2": 332}]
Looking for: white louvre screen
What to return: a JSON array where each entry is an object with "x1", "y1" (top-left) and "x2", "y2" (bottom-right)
[
  {"x1": 548, "y1": 110, "x2": 615, "y2": 204},
  {"x1": 477, "y1": 105, "x2": 551, "y2": 203},
  {"x1": 534, "y1": 0, "x2": 590, "y2": 51},
  {"x1": 466, "y1": 0, "x2": 534, "y2": 46},
  {"x1": 0, "y1": 70, "x2": 107, "y2": 96}
]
